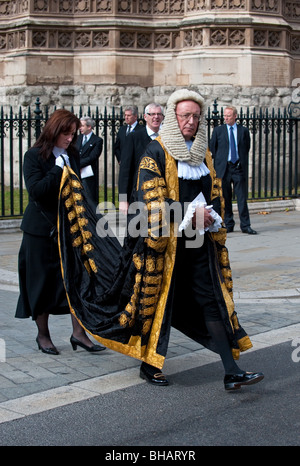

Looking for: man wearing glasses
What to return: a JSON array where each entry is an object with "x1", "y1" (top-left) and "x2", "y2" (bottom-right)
[
  {"x1": 132, "y1": 89, "x2": 263, "y2": 389},
  {"x1": 60, "y1": 89, "x2": 263, "y2": 392},
  {"x1": 118, "y1": 103, "x2": 164, "y2": 214}
]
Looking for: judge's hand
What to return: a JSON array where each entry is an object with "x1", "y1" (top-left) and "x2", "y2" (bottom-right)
[{"x1": 192, "y1": 206, "x2": 214, "y2": 230}]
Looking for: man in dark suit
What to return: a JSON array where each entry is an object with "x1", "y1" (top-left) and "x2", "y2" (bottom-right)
[
  {"x1": 118, "y1": 102, "x2": 164, "y2": 214},
  {"x1": 210, "y1": 106, "x2": 257, "y2": 234},
  {"x1": 114, "y1": 105, "x2": 142, "y2": 163},
  {"x1": 76, "y1": 117, "x2": 103, "y2": 205}
]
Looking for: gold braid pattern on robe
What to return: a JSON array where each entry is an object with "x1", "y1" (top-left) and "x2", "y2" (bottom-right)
[
  {"x1": 58, "y1": 139, "x2": 252, "y2": 370},
  {"x1": 125, "y1": 151, "x2": 179, "y2": 368},
  {"x1": 199, "y1": 147, "x2": 252, "y2": 358}
]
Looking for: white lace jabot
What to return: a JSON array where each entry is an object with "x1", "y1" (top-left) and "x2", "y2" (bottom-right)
[{"x1": 178, "y1": 160, "x2": 210, "y2": 180}]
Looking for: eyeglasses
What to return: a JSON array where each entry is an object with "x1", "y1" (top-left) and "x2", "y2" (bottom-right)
[
  {"x1": 176, "y1": 113, "x2": 201, "y2": 121},
  {"x1": 146, "y1": 113, "x2": 164, "y2": 118}
]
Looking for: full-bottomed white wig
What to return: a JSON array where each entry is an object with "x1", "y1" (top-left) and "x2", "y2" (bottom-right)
[{"x1": 159, "y1": 88, "x2": 207, "y2": 166}]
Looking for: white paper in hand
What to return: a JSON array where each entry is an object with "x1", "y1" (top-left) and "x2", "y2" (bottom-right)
[
  {"x1": 179, "y1": 192, "x2": 222, "y2": 235},
  {"x1": 80, "y1": 165, "x2": 94, "y2": 178}
]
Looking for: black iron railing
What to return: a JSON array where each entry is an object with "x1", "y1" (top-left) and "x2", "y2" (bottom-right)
[{"x1": 0, "y1": 98, "x2": 299, "y2": 218}]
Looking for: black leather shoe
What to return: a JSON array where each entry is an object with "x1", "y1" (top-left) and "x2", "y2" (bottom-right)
[
  {"x1": 226, "y1": 227, "x2": 234, "y2": 233},
  {"x1": 36, "y1": 337, "x2": 59, "y2": 355},
  {"x1": 140, "y1": 363, "x2": 169, "y2": 386},
  {"x1": 70, "y1": 335, "x2": 106, "y2": 352},
  {"x1": 242, "y1": 227, "x2": 257, "y2": 235},
  {"x1": 224, "y1": 372, "x2": 264, "y2": 390}
]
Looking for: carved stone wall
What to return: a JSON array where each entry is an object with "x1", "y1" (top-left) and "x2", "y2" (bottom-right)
[{"x1": 0, "y1": 0, "x2": 299, "y2": 110}]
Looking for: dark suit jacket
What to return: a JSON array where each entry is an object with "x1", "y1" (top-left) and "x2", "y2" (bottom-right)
[
  {"x1": 20, "y1": 146, "x2": 80, "y2": 237},
  {"x1": 76, "y1": 132, "x2": 103, "y2": 201},
  {"x1": 115, "y1": 123, "x2": 143, "y2": 163},
  {"x1": 118, "y1": 126, "x2": 152, "y2": 200},
  {"x1": 209, "y1": 124, "x2": 251, "y2": 179}
]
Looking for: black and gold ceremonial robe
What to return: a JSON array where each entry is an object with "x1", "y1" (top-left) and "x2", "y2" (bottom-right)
[{"x1": 58, "y1": 137, "x2": 252, "y2": 369}]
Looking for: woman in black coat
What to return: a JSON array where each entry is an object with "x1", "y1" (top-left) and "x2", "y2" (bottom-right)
[{"x1": 15, "y1": 109, "x2": 105, "y2": 355}]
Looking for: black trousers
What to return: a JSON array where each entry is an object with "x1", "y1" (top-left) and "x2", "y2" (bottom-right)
[{"x1": 222, "y1": 163, "x2": 250, "y2": 230}]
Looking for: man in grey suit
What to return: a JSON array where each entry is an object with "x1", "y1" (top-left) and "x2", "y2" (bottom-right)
[
  {"x1": 114, "y1": 106, "x2": 142, "y2": 163},
  {"x1": 118, "y1": 102, "x2": 164, "y2": 214},
  {"x1": 210, "y1": 106, "x2": 257, "y2": 234},
  {"x1": 76, "y1": 117, "x2": 103, "y2": 205}
]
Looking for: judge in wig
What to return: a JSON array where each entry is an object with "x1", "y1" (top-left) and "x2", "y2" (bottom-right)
[{"x1": 58, "y1": 89, "x2": 264, "y2": 391}]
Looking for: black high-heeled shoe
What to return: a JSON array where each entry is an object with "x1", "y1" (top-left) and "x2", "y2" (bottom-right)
[
  {"x1": 36, "y1": 337, "x2": 59, "y2": 355},
  {"x1": 70, "y1": 335, "x2": 106, "y2": 352}
]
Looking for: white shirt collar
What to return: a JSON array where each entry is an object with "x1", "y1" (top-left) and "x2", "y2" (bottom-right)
[
  {"x1": 227, "y1": 123, "x2": 237, "y2": 130},
  {"x1": 83, "y1": 131, "x2": 93, "y2": 142},
  {"x1": 146, "y1": 125, "x2": 160, "y2": 139},
  {"x1": 53, "y1": 146, "x2": 67, "y2": 158}
]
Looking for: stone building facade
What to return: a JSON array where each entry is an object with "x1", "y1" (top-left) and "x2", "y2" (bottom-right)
[{"x1": 0, "y1": 0, "x2": 299, "y2": 112}]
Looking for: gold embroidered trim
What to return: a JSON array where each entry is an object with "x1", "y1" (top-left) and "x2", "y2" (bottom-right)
[
  {"x1": 140, "y1": 306, "x2": 156, "y2": 316},
  {"x1": 68, "y1": 210, "x2": 76, "y2": 222},
  {"x1": 83, "y1": 243, "x2": 94, "y2": 253},
  {"x1": 78, "y1": 218, "x2": 88, "y2": 227},
  {"x1": 142, "y1": 319, "x2": 152, "y2": 335},
  {"x1": 144, "y1": 275, "x2": 162, "y2": 285},
  {"x1": 141, "y1": 296, "x2": 158, "y2": 306},
  {"x1": 142, "y1": 177, "x2": 165, "y2": 190},
  {"x1": 133, "y1": 254, "x2": 144, "y2": 271},
  {"x1": 62, "y1": 185, "x2": 71, "y2": 197},
  {"x1": 142, "y1": 286, "x2": 159, "y2": 295},
  {"x1": 89, "y1": 258, "x2": 97, "y2": 273},
  {"x1": 70, "y1": 223, "x2": 79, "y2": 234},
  {"x1": 139, "y1": 138, "x2": 179, "y2": 368},
  {"x1": 119, "y1": 269, "x2": 142, "y2": 328},
  {"x1": 72, "y1": 180, "x2": 82, "y2": 189},
  {"x1": 59, "y1": 166, "x2": 96, "y2": 276},
  {"x1": 143, "y1": 187, "x2": 168, "y2": 201},
  {"x1": 83, "y1": 260, "x2": 91, "y2": 274},
  {"x1": 72, "y1": 236, "x2": 83, "y2": 247},
  {"x1": 75, "y1": 205, "x2": 85, "y2": 215},
  {"x1": 65, "y1": 198, "x2": 74, "y2": 209},
  {"x1": 145, "y1": 236, "x2": 168, "y2": 252},
  {"x1": 137, "y1": 156, "x2": 162, "y2": 189}
]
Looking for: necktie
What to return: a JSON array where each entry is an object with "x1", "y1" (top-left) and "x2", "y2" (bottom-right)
[
  {"x1": 230, "y1": 126, "x2": 238, "y2": 164},
  {"x1": 126, "y1": 125, "x2": 131, "y2": 135},
  {"x1": 82, "y1": 135, "x2": 87, "y2": 146}
]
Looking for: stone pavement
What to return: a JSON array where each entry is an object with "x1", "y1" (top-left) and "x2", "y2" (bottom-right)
[{"x1": 0, "y1": 205, "x2": 299, "y2": 422}]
